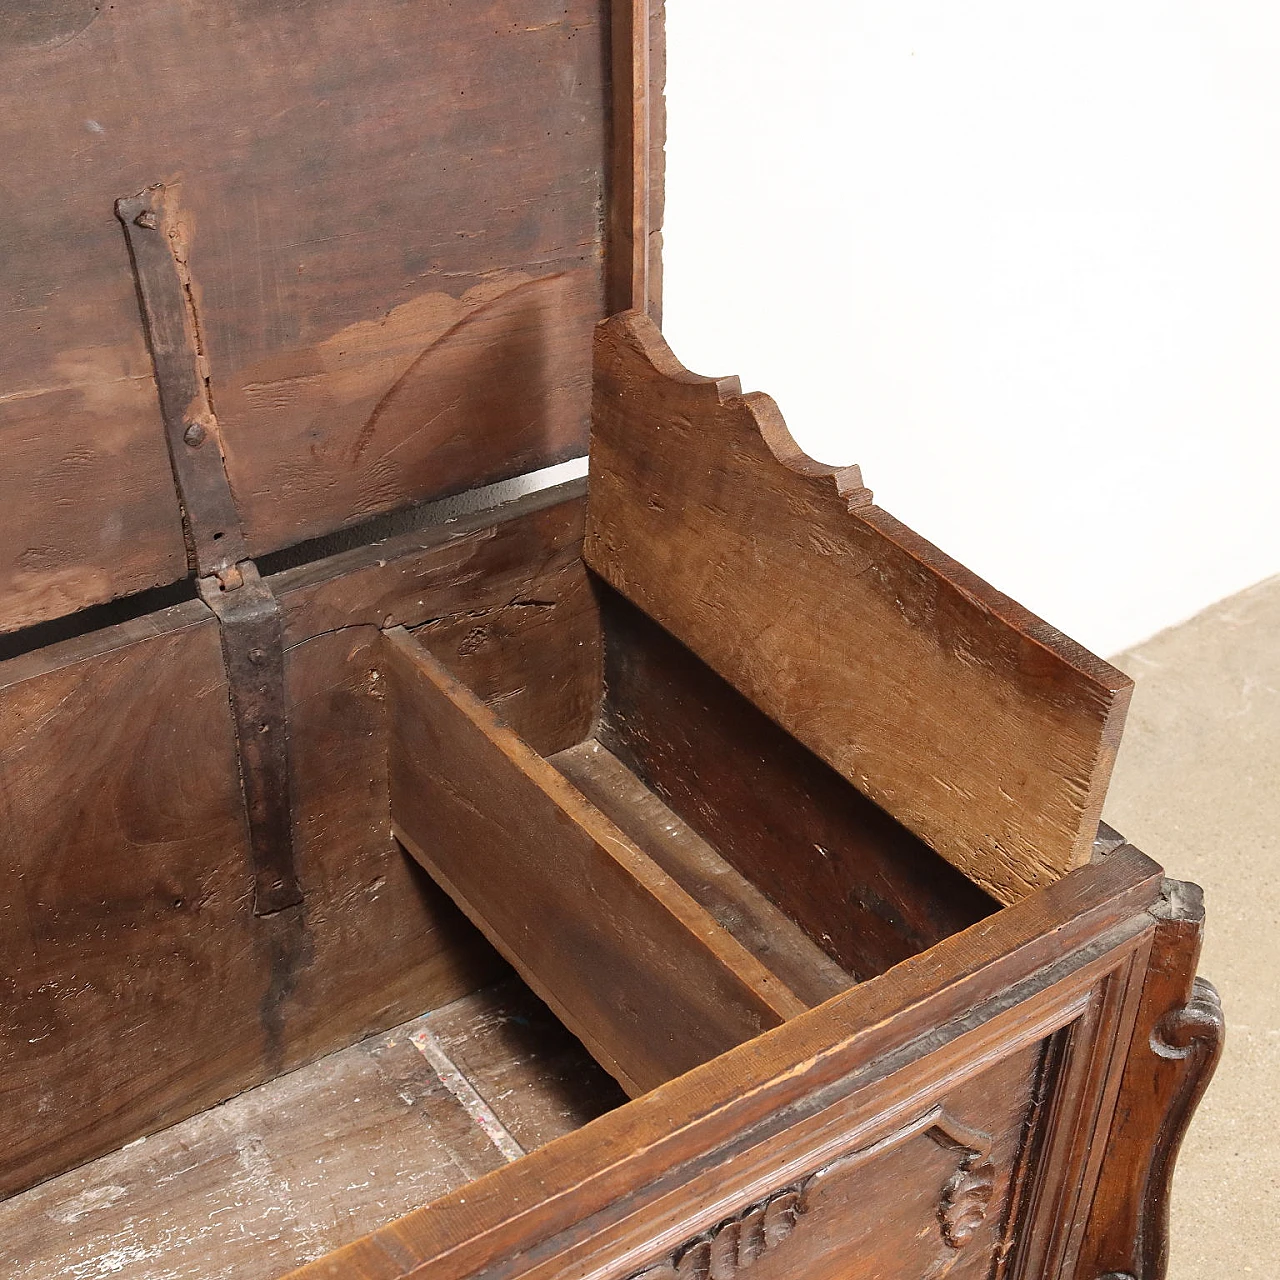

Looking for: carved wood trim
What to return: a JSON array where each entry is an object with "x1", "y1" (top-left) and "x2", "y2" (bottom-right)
[
  {"x1": 627, "y1": 1184, "x2": 806, "y2": 1280},
  {"x1": 627, "y1": 1109, "x2": 996, "y2": 1280},
  {"x1": 1076, "y1": 879, "x2": 1225, "y2": 1280}
]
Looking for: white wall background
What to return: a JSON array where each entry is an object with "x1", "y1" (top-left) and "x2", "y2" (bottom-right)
[{"x1": 660, "y1": 2, "x2": 1280, "y2": 657}]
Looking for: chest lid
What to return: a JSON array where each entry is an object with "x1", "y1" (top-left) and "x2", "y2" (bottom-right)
[{"x1": 0, "y1": 0, "x2": 663, "y2": 635}]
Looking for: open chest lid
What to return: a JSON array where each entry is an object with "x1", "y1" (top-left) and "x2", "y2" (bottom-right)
[{"x1": 0, "y1": 0, "x2": 664, "y2": 635}]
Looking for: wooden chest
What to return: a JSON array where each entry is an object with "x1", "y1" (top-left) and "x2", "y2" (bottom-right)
[{"x1": 0, "y1": 4, "x2": 1221, "y2": 1277}]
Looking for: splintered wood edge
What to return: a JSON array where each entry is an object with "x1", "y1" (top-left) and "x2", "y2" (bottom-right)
[{"x1": 585, "y1": 310, "x2": 1134, "y2": 903}]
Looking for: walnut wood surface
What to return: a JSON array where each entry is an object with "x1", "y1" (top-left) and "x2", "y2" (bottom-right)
[
  {"x1": 1076, "y1": 879, "x2": 1225, "y2": 1280},
  {"x1": 284, "y1": 847, "x2": 1164, "y2": 1280},
  {"x1": 584, "y1": 312, "x2": 1133, "y2": 905},
  {"x1": 623, "y1": 1044, "x2": 1043, "y2": 1280},
  {"x1": 384, "y1": 626, "x2": 804, "y2": 1096},
  {"x1": 607, "y1": 0, "x2": 665, "y2": 320},
  {"x1": 0, "y1": 0, "x2": 667, "y2": 634},
  {"x1": 597, "y1": 584, "x2": 998, "y2": 980},
  {"x1": 1, "y1": 980, "x2": 623, "y2": 1280},
  {"x1": 406, "y1": 542, "x2": 603, "y2": 758},
  {"x1": 550, "y1": 738, "x2": 855, "y2": 1009},
  {"x1": 0, "y1": 608, "x2": 283, "y2": 1199},
  {"x1": 0, "y1": 487, "x2": 586, "y2": 1198}
]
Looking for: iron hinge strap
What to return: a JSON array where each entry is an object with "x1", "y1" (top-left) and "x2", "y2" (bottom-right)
[
  {"x1": 197, "y1": 563, "x2": 301, "y2": 916},
  {"x1": 115, "y1": 185, "x2": 247, "y2": 578},
  {"x1": 117, "y1": 184, "x2": 299, "y2": 916}
]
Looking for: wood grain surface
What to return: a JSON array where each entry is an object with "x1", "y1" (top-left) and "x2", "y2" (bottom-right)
[
  {"x1": 282, "y1": 847, "x2": 1163, "y2": 1280},
  {"x1": 585, "y1": 311, "x2": 1133, "y2": 904},
  {"x1": 0, "y1": 606, "x2": 272, "y2": 1198},
  {"x1": 0, "y1": 980, "x2": 623, "y2": 1280},
  {"x1": 597, "y1": 585, "x2": 998, "y2": 980},
  {"x1": 551, "y1": 739, "x2": 855, "y2": 1009},
  {"x1": 608, "y1": 0, "x2": 664, "y2": 319},
  {"x1": 384, "y1": 626, "x2": 805, "y2": 1096},
  {"x1": 0, "y1": 0, "x2": 668, "y2": 632},
  {"x1": 0, "y1": 488, "x2": 587, "y2": 1198}
]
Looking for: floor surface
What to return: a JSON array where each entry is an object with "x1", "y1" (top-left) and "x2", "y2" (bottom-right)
[
  {"x1": 1104, "y1": 572, "x2": 1280, "y2": 1278},
  {"x1": 0, "y1": 979, "x2": 625, "y2": 1280}
]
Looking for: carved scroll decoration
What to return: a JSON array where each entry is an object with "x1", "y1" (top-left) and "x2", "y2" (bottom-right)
[
  {"x1": 627, "y1": 1109, "x2": 996, "y2": 1280},
  {"x1": 1076, "y1": 878, "x2": 1225, "y2": 1280},
  {"x1": 938, "y1": 1151, "x2": 998, "y2": 1249},
  {"x1": 1151, "y1": 976, "x2": 1224, "y2": 1062}
]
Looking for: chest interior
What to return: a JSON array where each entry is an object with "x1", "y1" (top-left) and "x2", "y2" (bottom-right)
[{"x1": 0, "y1": 5, "x2": 1136, "y2": 1277}]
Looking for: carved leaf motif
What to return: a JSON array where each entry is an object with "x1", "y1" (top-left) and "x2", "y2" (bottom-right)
[
  {"x1": 629, "y1": 1186, "x2": 805, "y2": 1280},
  {"x1": 939, "y1": 1159, "x2": 996, "y2": 1248},
  {"x1": 628, "y1": 1110, "x2": 998, "y2": 1280}
]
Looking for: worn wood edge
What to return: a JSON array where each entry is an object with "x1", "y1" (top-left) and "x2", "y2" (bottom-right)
[
  {"x1": 0, "y1": 596, "x2": 212, "y2": 689},
  {"x1": 644, "y1": 0, "x2": 666, "y2": 324},
  {"x1": 268, "y1": 479, "x2": 589, "y2": 604},
  {"x1": 0, "y1": 482, "x2": 588, "y2": 691},
  {"x1": 381, "y1": 627, "x2": 806, "y2": 1026},
  {"x1": 607, "y1": 0, "x2": 659, "y2": 317},
  {"x1": 584, "y1": 311, "x2": 1134, "y2": 895},
  {"x1": 282, "y1": 847, "x2": 1164, "y2": 1280}
]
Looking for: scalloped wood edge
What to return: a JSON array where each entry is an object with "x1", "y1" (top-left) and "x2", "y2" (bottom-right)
[{"x1": 584, "y1": 310, "x2": 1133, "y2": 905}]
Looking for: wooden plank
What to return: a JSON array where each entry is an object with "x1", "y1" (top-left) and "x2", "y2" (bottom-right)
[
  {"x1": 606, "y1": 0, "x2": 666, "y2": 319},
  {"x1": 271, "y1": 482, "x2": 590, "y2": 648},
  {"x1": 383, "y1": 626, "x2": 805, "y2": 1097},
  {"x1": 0, "y1": 0, "x2": 613, "y2": 631},
  {"x1": 0, "y1": 373, "x2": 188, "y2": 633},
  {"x1": 0, "y1": 981, "x2": 622, "y2": 1280},
  {"x1": 222, "y1": 266, "x2": 602, "y2": 560},
  {"x1": 584, "y1": 311, "x2": 1133, "y2": 905},
  {"x1": 607, "y1": 0, "x2": 651, "y2": 315},
  {"x1": 0, "y1": 489, "x2": 588, "y2": 1198},
  {"x1": 597, "y1": 585, "x2": 997, "y2": 981},
  {"x1": 282, "y1": 848, "x2": 1163, "y2": 1280},
  {"x1": 550, "y1": 739, "x2": 855, "y2": 1008},
  {"x1": 0, "y1": 609, "x2": 271, "y2": 1197},
  {"x1": 646, "y1": 0, "x2": 667, "y2": 325},
  {"x1": 424, "y1": 978, "x2": 628, "y2": 1155},
  {"x1": 0, "y1": 603, "x2": 499, "y2": 1200}
]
